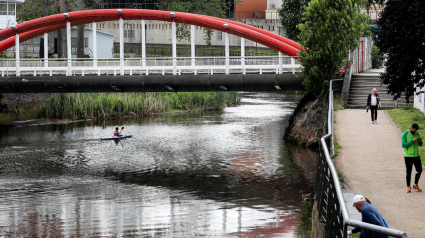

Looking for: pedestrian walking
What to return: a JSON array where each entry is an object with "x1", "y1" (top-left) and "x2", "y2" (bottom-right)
[
  {"x1": 347, "y1": 195, "x2": 389, "y2": 238},
  {"x1": 401, "y1": 123, "x2": 423, "y2": 193},
  {"x1": 366, "y1": 88, "x2": 380, "y2": 124}
]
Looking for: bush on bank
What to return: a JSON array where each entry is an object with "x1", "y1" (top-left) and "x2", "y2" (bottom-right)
[{"x1": 37, "y1": 92, "x2": 240, "y2": 120}]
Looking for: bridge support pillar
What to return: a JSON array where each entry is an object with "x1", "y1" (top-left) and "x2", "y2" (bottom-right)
[
  {"x1": 225, "y1": 32, "x2": 229, "y2": 75},
  {"x1": 241, "y1": 37, "x2": 245, "y2": 74},
  {"x1": 44, "y1": 33, "x2": 48, "y2": 68},
  {"x1": 172, "y1": 21, "x2": 177, "y2": 75},
  {"x1": 120, "y1": 18, "x2": 124, "y2": 75},
  {"x1": 15, "y1": 33, "x2": 19, "y2": 76},
  {"x1": 93, "y1": 22, "x2": 97, "y2": 67},
  {"x1": 191, "y1": 25, "x2": 195, "y2": 67},
  {"x1": 67, "y1": 21, "x2": 71, "y2": 76},
  {"x1": 278, "y1": 52, "x2": 283, "y2": 74},
  {"x1": 141, "y1": 19, "x2": 146, "y2": 68}
]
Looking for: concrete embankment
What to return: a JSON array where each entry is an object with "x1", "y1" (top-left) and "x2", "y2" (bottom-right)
[{"x1": 335, "y1": 109, "x2": 425, "y2": 237}]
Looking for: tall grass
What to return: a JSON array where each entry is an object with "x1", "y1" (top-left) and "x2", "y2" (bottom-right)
[{"x1": 37, "y1": 92, "x2": 240, "y2": 120}]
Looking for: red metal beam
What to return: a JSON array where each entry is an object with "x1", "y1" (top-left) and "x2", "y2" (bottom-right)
[{"x1": 0, "y1": 9, "x2": 301, "y2": 56}]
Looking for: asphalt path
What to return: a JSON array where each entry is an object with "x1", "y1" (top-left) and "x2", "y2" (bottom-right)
[{"x1": 335, "y1": 109, "x2": 425, "y2": 237}]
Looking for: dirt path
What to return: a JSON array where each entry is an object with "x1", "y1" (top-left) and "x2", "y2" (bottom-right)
[{"x1": 335, "y1": 109, "x2": 425, "y2": 237}]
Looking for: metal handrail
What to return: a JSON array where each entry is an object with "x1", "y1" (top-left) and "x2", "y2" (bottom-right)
[{"x1": 321, "y1": 79, "x2": 408, "y2": 237}]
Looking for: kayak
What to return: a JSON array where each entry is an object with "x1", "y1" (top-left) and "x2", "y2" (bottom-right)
[{"x1": 101, "y1": 135, "x2": 132, "y2": 141}]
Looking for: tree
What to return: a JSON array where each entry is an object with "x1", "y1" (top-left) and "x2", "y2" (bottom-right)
[
  {"x1": 365, "y1": 0, "x2": 384, "y2": 11},
  {"x1": 16, "y1": 0, "x2": 56, "y2": 22},
  {"x1": 376, "y1": 0, "x2": 425, "y2": 102},
  {"x1": 371, "y1": 44, "x2": 384, "y2": 69},
  {"x1": 156, "y1": 0, "x2": 240, "y2": 45},
  {"x1": 297, "y1": 0, "x2": 369, "y2": 97},
  {"x1": 17, "y1": 0, "x2": 99, "y2": 59},
  {"x1": 278, "y1": 0, "x2": 311, "y2": 41}
]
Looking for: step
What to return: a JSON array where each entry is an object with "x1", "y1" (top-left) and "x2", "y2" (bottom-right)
[{"x1": 348, "y1": 95, "x2": 411, "y2": 98}]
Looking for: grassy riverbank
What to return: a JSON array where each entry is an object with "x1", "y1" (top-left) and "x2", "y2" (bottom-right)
[
  {"x1": 36, "y1": 92, "x2": 240, "y2": 120},
  {"x1": 387, "y1": 106, "x2": 425, "y2": 165}
]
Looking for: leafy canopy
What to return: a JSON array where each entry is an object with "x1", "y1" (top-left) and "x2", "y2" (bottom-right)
[
  {"x1": 298, "y1": 0, "x2": 369, "y2": 96},
  {"x1": 376, "y1": 0, "x2": 425, "y2": 102},
  {"x1": 278, "y1": 0, "x2": 311, "y2": 41}
]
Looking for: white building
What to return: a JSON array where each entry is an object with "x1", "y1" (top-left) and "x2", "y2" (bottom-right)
[
  {"x1": 13, "y1": 27, "x2": 114, "y2": 58},
  {"x1": 0, "y1": 0, "x2": 24, "y2": 30},
  {"x1": 70, "y1": 28, "x2": 114, "y2": 59}
]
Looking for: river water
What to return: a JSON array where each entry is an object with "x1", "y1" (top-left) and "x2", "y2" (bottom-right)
[{"x1": 0, "y1": 92, "x2": 317, "y2": 237}]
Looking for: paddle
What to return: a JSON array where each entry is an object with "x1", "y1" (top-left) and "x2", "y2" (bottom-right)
[{"x1": 120, "y1": 126, "x2": 124, "y2": 135}]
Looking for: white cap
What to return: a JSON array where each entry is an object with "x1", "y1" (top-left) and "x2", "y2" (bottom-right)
[{"x1": 352, "y1": 195, "x2": 366, "y2": 207}]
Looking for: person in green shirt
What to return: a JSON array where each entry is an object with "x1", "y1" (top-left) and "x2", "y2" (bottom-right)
[{"x1": 401, "y1": 123, "x2": 423, "y2": 193}]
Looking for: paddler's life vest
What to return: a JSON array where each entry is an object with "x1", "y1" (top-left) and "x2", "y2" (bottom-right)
[{"x1": 114, "y1": 131, "x2": 119, "y2": 136}]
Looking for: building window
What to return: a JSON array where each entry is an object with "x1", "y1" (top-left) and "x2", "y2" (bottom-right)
[
  {"x1": 71, "y1": 37, "x2": 89, "y2": 55},
  {"x1": 273, "y1": 26, "x2": 275, "y2": 31},
  {"x1": 124, "y1": 29, "x2": 135, "y2": 38},
  {"x1": 0, "y1": 3, "x2": 7, "y2": 15},
  {"x1": 8, "y1": 3, "x2": 15, "y2": 15},
  {"x1": 71, "y1": 37, "x2": 77, "y2": 55},
  {"x1": 217, "y1": 31, "x2": 222, "y2": 41}
]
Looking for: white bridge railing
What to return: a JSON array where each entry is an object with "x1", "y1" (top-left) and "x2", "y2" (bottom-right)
[{"x1": 0, "y1": 56, "x2": 301, "y2": 77}]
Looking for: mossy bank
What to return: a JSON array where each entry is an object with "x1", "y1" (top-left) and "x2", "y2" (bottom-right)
[{"x1": 284, "y1": 92, "x2": 328, "y2": 149}]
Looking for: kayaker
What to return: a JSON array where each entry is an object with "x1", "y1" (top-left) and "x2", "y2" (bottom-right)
[{"x1": 114, "y1": 127, "x2": 123, "y2": 137}]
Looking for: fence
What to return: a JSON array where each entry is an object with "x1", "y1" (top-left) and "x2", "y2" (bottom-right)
[
  {"x1": 314, "y1": 79, "x2": 408, "y2": 237},
  {"x1": 113, "y1": 45, "x2": 279, "y2": 57},
  {"x1": 0, "y1": 56, "x2": 300, "y2": 76}
]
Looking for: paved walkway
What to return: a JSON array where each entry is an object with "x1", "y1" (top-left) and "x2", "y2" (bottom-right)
[{"x1": 335, "y1": 109, "x2": 425, "y2": 237}]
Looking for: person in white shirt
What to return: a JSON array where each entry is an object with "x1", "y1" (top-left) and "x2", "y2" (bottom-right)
[{"x1": 366, "y1": 88, "x2": 380, "y2": 124}]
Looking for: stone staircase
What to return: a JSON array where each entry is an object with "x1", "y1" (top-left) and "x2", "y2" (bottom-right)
[{"x1": 347, "y1": 74, "x2": 413, "y2": 109}]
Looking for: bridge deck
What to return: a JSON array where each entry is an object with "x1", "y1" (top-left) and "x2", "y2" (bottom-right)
[{"x1": 0, "y1": 73, "x2": 304, "y2": 93}]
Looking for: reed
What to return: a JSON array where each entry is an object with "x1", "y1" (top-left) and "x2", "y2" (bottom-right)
[{"x1": 37, "y1": 92, "x2": 240, "y2": 120}]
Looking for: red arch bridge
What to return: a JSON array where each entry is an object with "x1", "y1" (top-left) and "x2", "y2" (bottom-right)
[{"x1": 0, "y1": 9, "x2": 304, "y2": 93}]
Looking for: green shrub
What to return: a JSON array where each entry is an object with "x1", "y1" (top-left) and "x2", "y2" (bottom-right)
[
  {"x1": 37, "y1": 92, "x2": 240, "y2": 119},
  {"x1": 372, "y1": 44, "x2": 385, "y2": 69}
]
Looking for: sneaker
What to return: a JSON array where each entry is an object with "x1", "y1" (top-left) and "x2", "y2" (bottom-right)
[
  {"x1": 375, "y1": 120, "x2": 378, "y2": 124},
  {"x1": 372, "y1": 121, "x2": 375, "y2": 124},
  {"x1": 407, "y1": 186, "x2": 411, "y2": 193},
  {"x1": 413, "y1": 184, "x2": 422, "y2": 192}
]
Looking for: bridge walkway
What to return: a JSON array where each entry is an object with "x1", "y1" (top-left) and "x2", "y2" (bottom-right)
[{"x1": 335, "y1": 109, "x2": 425, "y2": 237}]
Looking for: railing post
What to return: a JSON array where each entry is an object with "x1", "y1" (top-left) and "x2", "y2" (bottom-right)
[
  {"x1": 191, "y1": 25, "x2": 195, "y2": 67},
  {"x1": 44, "y1": 33, "x2": 48, "y2": 68},
  {"x1": 119, "y1": 17, "x2": 124, "y2": 75},
  {"x1": 141, "y1": 19, "x2": 146, "y2": 68},
  {"x1": 15, "y1": 33, "x2": 20, "y2": 76},
  {"x1": 225, "y1": 32, "x2": 229, "y2": 75},
  {"x1": 93, "y1": 22, "x2": 97, "y2": 67},
  {"x1": 278, "y1": 52, "x2": 283, "y2": 74},
  {"x1": 241, "y1": 37, "x2": 245, "y2": 74},
  {"x1": 172, "y1": 21, "x2": 177, "y2": 75},
  {"x1": 67, "y1": 21, "x2": 71, "y2": 76},
  {"x1": 291, "y1": 57, "x2": 296, "y2": 74}
]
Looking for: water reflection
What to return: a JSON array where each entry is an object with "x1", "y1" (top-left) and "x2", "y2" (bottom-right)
[{"x1": 0, "y1": 92, "x2": 317, "y2": 237}]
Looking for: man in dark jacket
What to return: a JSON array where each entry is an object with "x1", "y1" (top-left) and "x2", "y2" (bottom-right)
[{"x1": 347, "y1": 195, "x2": 389, "y2": 238}]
